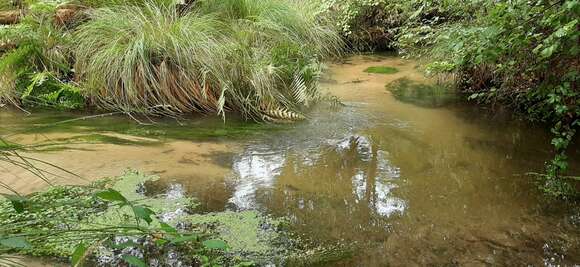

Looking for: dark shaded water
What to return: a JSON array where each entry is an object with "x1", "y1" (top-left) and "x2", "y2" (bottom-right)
[{"x1": 1, "y1": 55, "x2": 579, "y2": 266}]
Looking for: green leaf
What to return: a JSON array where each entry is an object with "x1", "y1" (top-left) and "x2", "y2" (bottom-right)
[
  {"x1": 0, "y1": 237, "x2": 31, "y2": 248},
  {"x1": 540, "y1": 44, "x2": 557, "y2": 58},
  {"x1": 160, "y1": 222, "x2": 177, "y2": 234},
  {"x1": 121, "y1": 255, "x2": 147, "y2": 267},
  {"x1": 0, "y1": 194, "x2": 28, "y2": 213},
  {"x1": 132, "y1": 205, "x2": 155, "y2": 224},
  {"x1": 72, "y1": 243, "x2": 88, "y2": 267},
  {"x1": 170, "y1": 234, "x2": 199, "y2": 244},
  {"x1": 202, "y1": 239, "x2": 227, "y2": 250},
  {"x1": 155, "y1": 239, "x2": 169, "y2": 246},
  {"x1": 96, "y1": 189, "x2": 128, "y2": 203}
]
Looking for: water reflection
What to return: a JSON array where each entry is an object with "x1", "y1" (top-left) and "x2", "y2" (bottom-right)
[
  {"x1": 230, "y1": 132, "x2": 406, "y2": 221},
  {"x1": 219, "y1": 55, "x2": 580, "y2": 265},
  {"x1": 230, "y1": 150, "x2": 285, "y2": 210}
]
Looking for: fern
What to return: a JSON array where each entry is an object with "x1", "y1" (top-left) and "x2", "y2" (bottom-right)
[
  {"x1": 0, "y1": 1, "x2": 77, "y2": 109},
  {"x1": 21, "y1": 71, "x2": 84, "y2": 110},
  {"x1": 291, "y1": 72, "x2": 308, "y2": 105}
]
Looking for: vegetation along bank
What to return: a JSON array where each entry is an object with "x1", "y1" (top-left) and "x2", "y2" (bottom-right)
[
  {"x1": 0, "y1": 0, "x2": 578, "y2": 266},
  {"x1": 319, "y1": 0, "x2": 579, "y2": 198}
]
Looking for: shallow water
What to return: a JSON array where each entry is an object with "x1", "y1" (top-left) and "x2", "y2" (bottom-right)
[{"x1": 1, "y1": 55, "x2": 579, "y2": 266}]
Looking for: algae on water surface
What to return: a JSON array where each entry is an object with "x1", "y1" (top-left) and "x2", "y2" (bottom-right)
[
  {"x1": 364, "y1": 66, "x2": 400, "y2": 74},
  {"x1": 0, "y1": 171, "x2": 295, "y2": 264}
]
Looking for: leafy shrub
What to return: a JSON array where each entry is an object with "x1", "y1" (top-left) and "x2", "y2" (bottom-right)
[
  {"x1": 317, "y1": 0, "x2": 403, "y2": 51},
  {"x1": 317, "y1": 0, "x2": 482, "y2": 51},
  {"x1": 0, "y1": 1, "x2": 84, "y2": 110},
  {"x1": 323, "y1": 0, "x2": 578, "y2": 198},
  {"x1": 422, "y1": 0, "x2": 580, "y2": 198}
]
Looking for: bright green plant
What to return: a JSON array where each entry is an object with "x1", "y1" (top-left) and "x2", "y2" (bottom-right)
[
  {"x1": 0, "y1": 133, "x2": 234, "y2": 266},
  {"x1": 0, "y1": 1, "x2": 84, "y2": 110},
  {"x1": 0, "y1": 177, "x2": 230, "y2": 266},
  {"x1": 364, "y1": 66, "x2": 399, "y2": 74}
]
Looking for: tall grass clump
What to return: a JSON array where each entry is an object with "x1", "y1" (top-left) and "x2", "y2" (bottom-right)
[
  {"x1": 74, "y1": 3, "x2": 226, "y2": 115},
  {"x1": 76, "y1": 0, "x2": 183, "y2": 8},
  {"x1": 74, "y1": 0, "x2": 342, "y2": 121}
]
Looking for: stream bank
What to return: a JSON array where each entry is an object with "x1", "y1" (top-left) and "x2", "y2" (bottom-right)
[{"x1": 1, "y1": 55, "x2": 579, "y2": 266}]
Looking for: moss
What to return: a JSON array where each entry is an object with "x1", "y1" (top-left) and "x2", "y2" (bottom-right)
[
  {"x1": 364, "y1": 66, "x2": 399, "y2": 74},
  {"x1": 104, "y1": 172, "x2": 288, "y2": 259},
  {"x1": 88, "y1": 171, "x2": 197, "y2": 228}
]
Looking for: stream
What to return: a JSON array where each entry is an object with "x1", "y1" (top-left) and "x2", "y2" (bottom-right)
[{"x1": 1, "y1": 55, "x2": 579, "y2": 266}]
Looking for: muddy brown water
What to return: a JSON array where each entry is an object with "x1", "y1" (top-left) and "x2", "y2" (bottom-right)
[{"x1": 1, "y1": 55, "x2": 579, "y2": 266}]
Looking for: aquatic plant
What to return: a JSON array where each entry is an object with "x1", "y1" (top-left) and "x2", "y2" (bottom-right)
[
  {"x1": 74, "y1": 0, "x2": 341, "y2": 121},
  {"x1": 0, "y1": 172, "x2": 210, "y2": 266},
  {"x1": 364, "y1": 66, "x2": 399, "y2": 74},
  {"x1": 0, "y1": 135, "x2": 230, "y2": 266},
  {"x1": 0, "y1": 171, "x2": 293, "y2": 266}
]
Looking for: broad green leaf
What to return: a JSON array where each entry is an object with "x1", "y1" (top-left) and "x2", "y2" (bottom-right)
[
  {"x1": 541, "y1": 44, "x2": 557, "y2": 58},
  {"x1": 202, "y1": 239, "x2": 227, "y2": 250},
  {"x1": 132, "y1": 205, "x2": 155, "y2": 224},
  {"x1": 72, "y1": 243, "x2": 88, "y2": 267},
  {"x1": 160, "y1": 222, "x2": 177, "y2": 234},
  {"x1": 121, "y1": 255, "x2": 147, "y2": 267},
  {"x1": 96, "y1": 189, "x2": 127, "y2": 203},
  {"x1": 0, "y1": 237, "x2": 30, "y2": 248}
]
